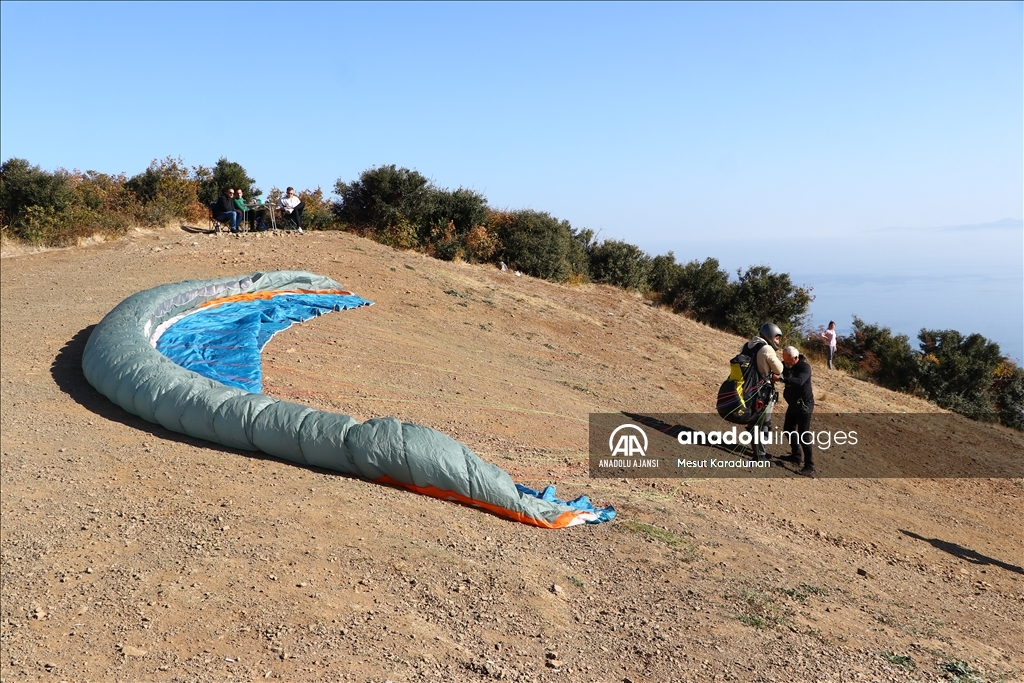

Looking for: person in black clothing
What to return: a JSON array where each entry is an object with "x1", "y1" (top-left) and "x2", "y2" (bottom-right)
[
  {"x1": 779, "y1": 345, "x2": 815, "y2": 477},
  {"x1": 213, "y1": 188, "x2": 241, "y2": 233}
]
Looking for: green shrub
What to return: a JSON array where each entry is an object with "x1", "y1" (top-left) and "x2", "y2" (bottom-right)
[
  {"x1": 1, "y1": 158, "x2": 75, "y2": 229},
  {"x1": 490, "y1": 209, "x2": 584, "y2": 282},
  {"x1": 647, "y1": 251, "x2": 683, "y2": 298},
  {"x1": 423, "y1": 188, "x2": 487, "y2": 237},
  {"x1": 668, "y1": 261, "x2": 811, "y2": 340},
  {"x1": 940, "y1": 659, "x2": 984, "y2": 683},
  {"x1": 669, "y1": 257, "x2": 733, "y2": 329},
  {"x1": 835, "y1": 320, "x2": 1022, "y2": 429},
  {"x1": 425, "y1": 219, "x2": 462, "y2": 260},
  {"x1": 420, "y1": 188, "x2": 489, "y2": 260},
  {"x1": 66, "y1": 173, "x2": 137, "y2": 239},
  {"x1": 295, "y1": 186, "x2": 336, "y2": 232},
  {"x1": 1, "y1": 160, "x2": 140, "y2": 244},
  {"x1": 725, "y1": 265, "x2": 813, "y2": 339},
  {"x1": 18, "y1": 204, "x2": 75, "y2": 244},
  {"x1": 334, "y1": 165, "x2": 432, "y2": 238},
  {"x1": 566, "y1": 227, "x2": 593, "y2": 281},
  {"x1": 17, "y1": 203, "x2": 133, "y2": 246},
  {"x1": 588, "y1": 239, "x2": 652, "y2": 291},
  {"x1": 72, "y1": 170, "x2": 137, "y2": 217},
  {"x1": 918, "y1": 329, "x2": 1004, "y2": 422},
  {"x1": 993, "y1": 362, "x2": 1024, "y2": 430},
  {"x1": 126, "y1": 157, "x2": 179, "y2": 203},
  {"x1": 880, "y1": 652, "x2": 915, "y2": 670},
  {"x1": 332, "y1": 165, "x2": 587, "y2": 274},
  {"x1": 195, "y1": 157, "x2": 260, "y2": 206},
  {"x1": 839, "y1": 317, "x2": 922, "y2": 392},
  {"x1": 462, "y1": 224, "x2": 499, "y2": 263},
  {"x1": 333, "y1": 166, "x2": 493, "y2": 258},
  {"x1": 126, "y1": 157, "x2": 205, "y2": 225}
]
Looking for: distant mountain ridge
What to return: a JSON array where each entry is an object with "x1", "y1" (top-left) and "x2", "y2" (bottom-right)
[{"x1": 879, "y1": 217, "x2": 1023, "y2": 232}]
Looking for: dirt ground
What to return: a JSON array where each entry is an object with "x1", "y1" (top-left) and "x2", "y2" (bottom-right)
[{"x1": 1, "y1": 225, "x2": 1022, "y2": 683}]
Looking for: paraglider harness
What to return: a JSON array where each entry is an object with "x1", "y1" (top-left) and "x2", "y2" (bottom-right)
[{"x1": 716, "y1": 340, "x2": 778, "y2": 424}]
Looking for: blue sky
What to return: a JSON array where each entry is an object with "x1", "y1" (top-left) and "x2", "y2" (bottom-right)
[{"x1": 2, "y1": 2, "x2": 1022, "y2": 359}]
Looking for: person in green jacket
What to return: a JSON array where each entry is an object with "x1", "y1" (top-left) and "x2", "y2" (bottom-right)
[{"x1": 234, "y1": 189, "x2": 268, "y2": 231}]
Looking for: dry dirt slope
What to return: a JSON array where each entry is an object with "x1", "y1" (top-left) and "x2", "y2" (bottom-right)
[{"x1": 1, "y1": 225, "x2": 1022, "y2": 683}]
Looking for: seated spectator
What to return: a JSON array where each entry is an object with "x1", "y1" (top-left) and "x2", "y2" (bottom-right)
[
  {"x1": 235, "y1": 189, "x2": 267, "y2": 231},
  {"x1": 232, "y1": 188, "x2": 246, "y2": 216},
  {"x1": 213, "y1": 189, "x2": 240, "y2": 233},
  {"x1": 277, "y1": 187, "x2": 304, "y2": 233}
]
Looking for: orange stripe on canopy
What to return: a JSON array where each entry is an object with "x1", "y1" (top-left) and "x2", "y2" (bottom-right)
[
  {"x1": 197, "y1": 289, "x2": 354, "y2": 309},
  {"x1": 374, "y1": 475, "x2": 586, "y2": 529}
]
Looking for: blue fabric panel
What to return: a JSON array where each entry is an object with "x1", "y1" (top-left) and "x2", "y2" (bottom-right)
[
  {"x1": 156, "y1": 293, "x2": 371, "y2": 393},
  {"x1": 515, "y1": 484, "x2": 617, "y2": 523}
]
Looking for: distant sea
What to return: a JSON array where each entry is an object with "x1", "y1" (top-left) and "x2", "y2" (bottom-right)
[
  {"x1": 800, "y1": 270, "x2": 1022, "y2": 364},
  {"x1": 646, "y1": 219, "x2": 1024, "y2": 364}
]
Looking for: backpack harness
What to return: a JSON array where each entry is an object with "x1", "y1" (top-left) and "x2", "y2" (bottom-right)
[{"x1": 716, "y1": 340, "x2": 776, "y2": 424}]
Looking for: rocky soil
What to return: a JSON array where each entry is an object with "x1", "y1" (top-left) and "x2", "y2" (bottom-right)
[{"x1": 1, "y1": 225, "x2": 1022, "y2": 683}]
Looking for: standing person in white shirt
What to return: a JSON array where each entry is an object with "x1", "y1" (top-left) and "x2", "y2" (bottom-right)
[
  {"x1": 277, "y1": 187, "x2": 304, "y2": 233},
  {"x1": 821, "y1": 321, "x2": 838, "y2": 370}
]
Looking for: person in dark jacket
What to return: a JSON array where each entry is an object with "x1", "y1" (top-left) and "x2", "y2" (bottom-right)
[
  {"x1": 779, "y1": 346, "x2": 815, "y2": 476},
  {"x1": 213, "y1": 189, "x2": 241, "y2": 233}
]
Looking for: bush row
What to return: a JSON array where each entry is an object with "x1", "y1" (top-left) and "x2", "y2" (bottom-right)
[
  {"x1": 4, "y1": 157, "x2": 1018, "y2": 428},
  {"x1": 1, "y1": 156, "x2": 263, "y2": 246},
  {"x1": 1, "y1": 157, "x2": 810, "y2": 338}
]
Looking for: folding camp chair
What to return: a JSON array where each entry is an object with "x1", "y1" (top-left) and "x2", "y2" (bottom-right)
[
  {"x1": 209, "y1": 203, "x2": 226, "y2": 233},
  {"x1": 209, "y1": 203, "x2": 248, "y2": 234},
  {"x1": 280, "y1": 205, "x2": 304, "y2": 233}
]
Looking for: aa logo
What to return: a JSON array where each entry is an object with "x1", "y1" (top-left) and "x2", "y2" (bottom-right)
[{"x1": 609, "y1": 424, "x2": 648, "y2": 457}]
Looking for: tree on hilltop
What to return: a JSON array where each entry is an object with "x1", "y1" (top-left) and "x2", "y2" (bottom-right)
[{"x1": 195, "y1": 158, "x2": 260, "y2": 206}]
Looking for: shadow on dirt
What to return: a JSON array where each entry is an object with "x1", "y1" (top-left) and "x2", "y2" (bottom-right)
[
  {"x1": 180, "y1": 224, "x2": 217, "y2": 234},
  {"x1": 51, "y1": 325, "x2": 277, "y2": 463},
  {"x1": 51, "y1": 325, "x2": 369, "y2": 482},
  {"x1": 899, "y1": 529, "x2": 1024, "y2": 575},
  {"x1": 622, "y1": 411, "x2": 755, "y2": 458}
]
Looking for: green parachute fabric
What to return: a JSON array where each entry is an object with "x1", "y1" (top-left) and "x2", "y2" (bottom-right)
[{"x1": 82, "y1": 271, "x2": 614, "y2": 528}]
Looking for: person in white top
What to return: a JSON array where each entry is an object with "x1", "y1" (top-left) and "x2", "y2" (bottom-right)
[
  {"x1": 277, "y1": 187, "x2": 304, "y2": 233},
  {"x1": 821, "y1": 321, "x2": 838, "y2": 370}
]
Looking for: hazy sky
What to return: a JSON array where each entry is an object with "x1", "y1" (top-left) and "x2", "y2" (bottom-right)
[{"x1": 2, "y1": 2, "x2": 1021, "y2": 358}]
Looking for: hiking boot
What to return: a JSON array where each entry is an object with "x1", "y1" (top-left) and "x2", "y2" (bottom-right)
[
  {"x1": 797, "y1": 466, "x2": 816, "y2": 478},
  {"x1": 780, "y1": 454, "x2": 801, "y2": 464}
]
